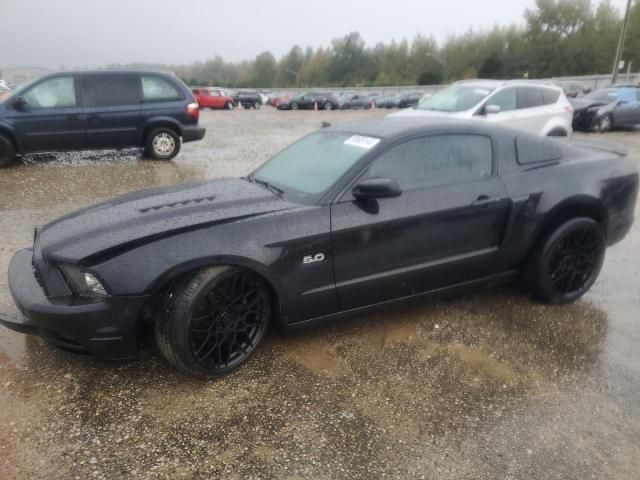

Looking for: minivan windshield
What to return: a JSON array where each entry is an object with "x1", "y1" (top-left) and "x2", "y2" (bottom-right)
[
  {"x1": 251, "y1": 131, "x2": 379, "y2": 203},
  {"x1": 416, "y1": 85, "x2": 495, "y2": 112}
]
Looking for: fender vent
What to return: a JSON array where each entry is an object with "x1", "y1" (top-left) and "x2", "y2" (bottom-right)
[{"x1": 138, "y1": 195, "x2": 217, "y2": 213}]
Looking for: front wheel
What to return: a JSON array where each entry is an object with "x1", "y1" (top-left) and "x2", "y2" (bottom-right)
[
  {"x1": 254, "y1": 101, "x2": 261, "y2": 110},
  {"x1": 145, "y1": 128, "x2": 181, "y2": 160},
  {"x1": 324, "y1": 102, "x2": 333, "y2": 111},
  {"x1": 598, "y1": 114, "x2": 612, "y2": 133},
  {"x1": 225, "y1": 101, "x2": 233, "y2": 110},
  {"x1": 0, "y1": 134, "x2": 18, "y2": 168},
  {"x1": 291, "y1": 102, "x2": 298, "y2": 110},
  {"x1": 155, "y1": 266, "x2": 272, "y2": 377},
  {"x1": 525, "y1": 218, "x2": 605, "y2": 304}
]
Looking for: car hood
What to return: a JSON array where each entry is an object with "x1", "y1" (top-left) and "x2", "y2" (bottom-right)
[
  {"x1": 37, "y1": 178, "x2": 297, "y2": 263},
  {"x1": 569, "y1": 98, "x2": 615, "y2": 114}
]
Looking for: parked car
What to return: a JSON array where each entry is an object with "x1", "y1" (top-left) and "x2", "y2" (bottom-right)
[
  {"x1": 559, "y1": 81, "x2": 592, "y2": 98},
  {"x1": 267, "y1": 92, "x2": 291, "y2": 107},
  {"x1": 234, "y1": 90, "x2": 263, "y2": 109},
  {"x1": 192, "y1": 87, "x2": 235, "y2": 110},
  {"x1": 391, "y1": 80, "x2": 574, "y2": 137},
  {"x1": 397, "y1": 91, "x2": 423, "y2": 108},
  {"x1": 2, "y1": 117, "x2": 637, "y2": 377},
  {"x1": 279, "y1": 92, "x2": 340, "y2": 110},
  {"x1": 376, "y1": 93, "x2": 402, "y2": 108},
  {"x1": 0, "y1": 70, "x2": 205, "y2": 168},
  {"x1": 339, "y1": 92, "x2": 374, "y2": 109},
  {"x1": 570, "y1": 87, "x2": 640, "y2": 132}
]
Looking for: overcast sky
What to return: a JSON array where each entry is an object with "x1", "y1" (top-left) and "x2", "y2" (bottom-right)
[{"x1": 0, "y1": 0, "x2": 629, "y2": 69}]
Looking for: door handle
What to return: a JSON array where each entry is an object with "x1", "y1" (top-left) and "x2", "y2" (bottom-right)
[{"x1": 472, "y1": 195, "x2": 500, "y2": 208}]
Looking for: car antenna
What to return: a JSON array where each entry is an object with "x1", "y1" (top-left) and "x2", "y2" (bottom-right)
[{"x1": 321, "y1": 121, "x2": 331, "y2": 128}]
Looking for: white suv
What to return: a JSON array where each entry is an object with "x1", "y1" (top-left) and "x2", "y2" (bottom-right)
[{"x1": 389, "y1": 80, "x2": 574, "y2": 137}]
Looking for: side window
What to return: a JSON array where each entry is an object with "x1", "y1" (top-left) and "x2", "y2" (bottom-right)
[
  {"x1": 542, "y1": 88, "x2": 560, "y2": 105},
  {"x1": 141, "y1": 76, "x2": 182, "y2": 101},
  {"x1": 636, "y1": 90, "x2": 640, "y2": 102},
  {"x1": 23, "y1": 76, "x2": 77, "y2": 108},
  {"x1": 517, "y1": 87, "x2": 544, "y2": 109},
  {"x1": 487, "y1": 88, "x2": 516, "y2": 111},
  {"x1": 367, "y1": 134, "x2": 493, "y2": 191},
  {"x1": 82, "y1": 75, "x2": 140, "y2": 107}
]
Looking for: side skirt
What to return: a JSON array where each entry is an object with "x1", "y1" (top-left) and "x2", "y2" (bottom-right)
[{"x1": 283, "y1": 270, "x2": 519, "y2": 332}]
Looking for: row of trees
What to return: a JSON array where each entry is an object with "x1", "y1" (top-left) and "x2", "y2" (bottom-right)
[{"x1": 112, "y1": 0, "x2": 640, "y2": 88}]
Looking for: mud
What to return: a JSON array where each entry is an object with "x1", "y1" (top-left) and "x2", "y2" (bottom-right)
[{"x1": 1, "y1": 108, "x2": 639, "y2": 479}]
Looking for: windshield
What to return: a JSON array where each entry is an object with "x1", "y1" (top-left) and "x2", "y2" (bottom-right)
[
  {"x1": 416, "y1": 85, "x2": 495, "y2": 112},
  {"x1": 252, "y1": 131, "x2": 379, "y2": 203},
  {"x1": 0, "y1": 78, "x2": 37, "y2": 103}
]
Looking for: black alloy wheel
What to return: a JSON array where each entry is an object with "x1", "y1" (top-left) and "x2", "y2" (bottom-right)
[
  {"x1": 526, "y1": 218, "x2": 605, "y2": 304},
  {"x1": 156, "y1": 266, "x2": 271, "y2": 376}
]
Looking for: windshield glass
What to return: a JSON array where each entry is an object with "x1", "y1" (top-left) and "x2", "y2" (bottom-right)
[
  {"x1": 253, "y1": 131, "x2": 379, "y2": 202},
  {"x1": 0, "y1": 78, "x2": 37, "y2": 103},
  {"x1": 416, "y1": 85, "x2": 495, "y2": 112}
]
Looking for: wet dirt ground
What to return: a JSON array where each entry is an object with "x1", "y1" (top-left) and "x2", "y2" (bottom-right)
[{"x1": 1, "y1": 108, "x2": 639, "y2": 479}]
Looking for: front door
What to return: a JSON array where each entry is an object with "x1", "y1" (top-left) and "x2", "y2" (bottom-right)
[
  {"x1": 81, "y1": 74, "x2": 142, "y2": 149},
  {"x1": 330, "y1": 133, "x2": 510, "y2": 310},
  {"x1": 11, "y1": 75, "x2": 86, "y2": 152}
]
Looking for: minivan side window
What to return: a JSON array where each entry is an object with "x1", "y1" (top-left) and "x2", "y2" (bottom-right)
[
  {"x1": 367, "y1": 134, "x2": 493, "y2": 191},
  {"x1": 141, "y1": 76, "x2": 182, "y2": 101},
  {"x1": 23, "y1": 76, "x2": 77, "y2": 108},
  {"x1": 517, "y1": 87, "x2": 544, "y2": 109},
  {"x1": 82, "y1": 74, "x2": 140, "y2": 107}
]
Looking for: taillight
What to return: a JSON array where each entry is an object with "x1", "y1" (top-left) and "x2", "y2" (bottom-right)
[
  {"x1": 186, "y1": 102, "x2": 199, "y2": 120},
  {"x1": 564, "y1": 104, "x2": 574, "y2": 114}
]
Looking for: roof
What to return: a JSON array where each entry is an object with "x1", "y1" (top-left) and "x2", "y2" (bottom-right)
[
  {"x1": 454, "y1": 79, "x2": 559, "y2": 89},
  {"x1": 327, "y1": 116, "x2": 491, "y2": 140}
]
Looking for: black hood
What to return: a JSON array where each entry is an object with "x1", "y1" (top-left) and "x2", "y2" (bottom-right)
[
  {"x1": 37, "y1": 178, "x2": 296, "y2": 263},
  {"x1": 570, "y1": 97, "x2": 613, "y2": 114}
]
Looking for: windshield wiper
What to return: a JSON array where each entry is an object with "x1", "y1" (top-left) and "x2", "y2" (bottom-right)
[{"x1": 247, "y1": 175, "x2": 284, "y2": 196}]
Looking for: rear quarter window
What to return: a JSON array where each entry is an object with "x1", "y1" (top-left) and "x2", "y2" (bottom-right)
[
  {"x1": 141, "y1": 76, "x2": 182, "y2": 101},
  {"x1": 515, "y1": 136, "x2": 563, "y2": 165},
  {"x1": 542, "y1": 88, "x2": 560, "y2": 105},
  {"x1": 517, "y1": 87, "x2": 544, "y2": 109}
]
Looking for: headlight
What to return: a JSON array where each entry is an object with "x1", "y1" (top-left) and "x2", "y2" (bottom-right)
[{"x1": 60, "y1": 265, "x2": 108, "y2": 296}]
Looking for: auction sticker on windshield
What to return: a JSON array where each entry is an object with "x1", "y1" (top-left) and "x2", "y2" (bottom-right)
[{"x1": 344, "y1": 135, "x2": 381, "y2": 149}]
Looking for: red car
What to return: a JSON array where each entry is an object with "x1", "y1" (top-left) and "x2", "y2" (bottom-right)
[
  {"x1": 192, "y1": 87, "x2": 235, "y2": 110},
  {"x1": 268, "y1": 92, "x2": 291, "y2": 107}
]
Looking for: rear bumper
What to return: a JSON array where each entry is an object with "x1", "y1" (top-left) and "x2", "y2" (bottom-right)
[
  {"x1": 3, "y1": 248, "x2": 150, "y2": 359},
  {"x1": 182, "y1": 126, "x2": 206, "y2": 143}
]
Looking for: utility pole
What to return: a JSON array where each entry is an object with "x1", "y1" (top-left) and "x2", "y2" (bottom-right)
[{"x1": 612, "y1": 0, "x2": 632, "y2": 85}]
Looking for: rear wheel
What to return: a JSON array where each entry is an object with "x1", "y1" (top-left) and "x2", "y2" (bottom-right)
[
  {"x1": 145, "y1": 127, "x2": 180, "y2": 160},
  {"x1": 155, "y1": 266, "x2": 272, "y2": 377},
  {"x1": 225, "y1": 101, "x2": 233, "y2": 110},
  {"x1": 254, "y1": 101, "x2": 261, "y2": 110},
  {"x1": 324, "y1": 102, "x2": 333, "y2": 111},
  {"x1": 0, "y1": 134, "x2": 17, "y2": 168},
  {"x1": 291, "y1": 102, "x2": 299, "y2": 110},
  {"x1": 525, "y1": 218, "x2": 605, "y2": 304}
]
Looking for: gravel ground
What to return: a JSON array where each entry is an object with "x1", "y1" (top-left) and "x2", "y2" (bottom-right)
[{"x1": 1, "y1": 108, "x2": 640, "y2": 479}]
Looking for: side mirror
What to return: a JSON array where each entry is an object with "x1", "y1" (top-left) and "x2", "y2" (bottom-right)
[
  {"x1": 485, "y1": 104, "x2": 501, "y2": 114},
  {"x1": 12, "y1": 96, "x2": 27, "y2": 111},
  {"x1": 352, "y1": 177, "x2": 402, "y2": 200}
]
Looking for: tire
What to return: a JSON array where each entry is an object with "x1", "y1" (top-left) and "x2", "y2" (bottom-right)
[
  {"x1": 291, "y1": 102, "x2": 299, "y2": 111},
  {"x1": 145, "y1": 127, "x2": 180, "y2": 160},
  {"x1": 598, "y1": 114, "x2": 612, "y2": 133},
  {"x1": 254, "y1": 102, "x2": 261, "y2": 110},
  {"x1": 155, "y1": 266, "x2": 272, "y2": 377},
  {"x1": 524, "y1": 218, "x2": 605, "y2": 304},
  {"x1": 0, "y1": 134, "x2": 18, "y2": 168},
  {"x1": 225, "y1": 101, "x2": 233, "y2": 110},
  {"x1": 324, "y1": 102, "x2": 333, "y2": 111}
]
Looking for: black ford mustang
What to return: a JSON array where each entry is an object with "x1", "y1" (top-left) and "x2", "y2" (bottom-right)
[{"x1": 1, "y1": 118, "x2": 638, "y2": 377}]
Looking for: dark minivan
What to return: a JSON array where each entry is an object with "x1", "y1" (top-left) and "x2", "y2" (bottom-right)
[{"x1": 0, "y1": 70, "x2": 205, "y2": 167}]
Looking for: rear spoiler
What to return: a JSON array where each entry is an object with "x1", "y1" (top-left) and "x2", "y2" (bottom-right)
[{"x1": 569, "y1": 138, "x2": 628, "y2": 156}]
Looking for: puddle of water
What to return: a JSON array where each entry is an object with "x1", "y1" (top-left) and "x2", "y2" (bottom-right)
[{"x1": 280, "y1": 338, "x2": 350, "y2": 378}]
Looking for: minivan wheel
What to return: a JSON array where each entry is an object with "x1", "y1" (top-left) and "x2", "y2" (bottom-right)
[
  {"x1": 155, "y1": 266, "x2": 271, "y2": 377},
  {"x1": 0, "y1": 134, "x2": 18, "y2": 168},
  {"x1": 525, "y1": 218, "x2": 605, "y2": 304},
  {"x1": 146, "y1": 128, "x2": 180, "y2": 160}
]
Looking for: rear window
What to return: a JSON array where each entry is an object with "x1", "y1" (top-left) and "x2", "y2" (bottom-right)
[
  {"x1": 141, "y1": 75, "x2": 182, "y2": 101},
  {"x1": 515, "y1": 136, "x2": 563, "y2": 165},
  {"x1": 82, "y1": 74, "x2": 140, "y2": 107},
  {"x1": 542, "y1": 88, "x2": 560, "y2": 105}
]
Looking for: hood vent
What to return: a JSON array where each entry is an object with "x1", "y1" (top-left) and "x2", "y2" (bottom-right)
[{"x1": 138, "y1": 195, "x2": 217, "y2": 214}]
